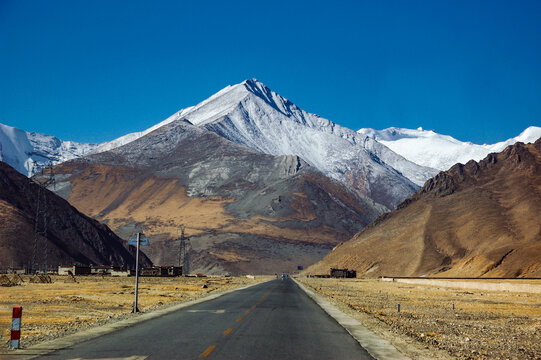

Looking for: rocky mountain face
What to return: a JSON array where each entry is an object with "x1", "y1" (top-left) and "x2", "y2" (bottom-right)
[
  {"x1": 308, "y1": 138, "x2": 541, "y2": 278},
  {"x1": 0, "y1": 161, "x2": 147, "y2": 270},
  {"x1": 48, "y1": 120, "x2": 386, "y2": 274},
  {"x1": 358, "y1": 126, "x2": 541, "y2": 171},
  {"x1": 0, "y1": 123, "x2": 98, "y2": 177},
  {"x1": 96, "y1": 80, "x2": 437, "y2": 209}
]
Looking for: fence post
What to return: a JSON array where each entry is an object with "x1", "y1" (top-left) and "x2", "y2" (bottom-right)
[{"x1": 10, "y1": 306, "x2": 22, "y2": 349}]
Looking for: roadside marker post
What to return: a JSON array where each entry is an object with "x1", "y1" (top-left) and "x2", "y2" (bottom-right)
[
  {"x1": 129, "y1": 231, "x2": 149, "y2": 313},
  {"x1": 10, "y1": 306, "x2": 22, "y2": 349},
  {"x1": 397, "y1": 303, "x2": 400, "y2": 313}
]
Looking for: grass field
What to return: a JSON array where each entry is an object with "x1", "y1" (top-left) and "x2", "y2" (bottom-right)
[
  {"x1": 0, "y1": 275, "x2": 264, "y2": 348},
  {"x1": 299, "y1": 277, "x2": 541, "y2": 360}
]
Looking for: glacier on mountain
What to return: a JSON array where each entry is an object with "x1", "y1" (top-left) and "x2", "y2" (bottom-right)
[
  {"x1": 358, "y1": 126, "x2": 541, "y2": 171},
  {"x1": 0, "y1": 123, "x2": 98, "y2": 177}
]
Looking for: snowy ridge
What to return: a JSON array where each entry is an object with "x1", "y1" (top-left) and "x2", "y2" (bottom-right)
[
  {"x1": 0, "y1": 123, "x2": 98, "y2": 176},
  {"x1": 159, "y1": 79, "x2": 438, "y2": 208},
  {"x1": 358, "y1": 126, "x2": 541, "y2": 171},
  {"x1": 95, "y1": 79, "x2": 439, "y2": 208}
]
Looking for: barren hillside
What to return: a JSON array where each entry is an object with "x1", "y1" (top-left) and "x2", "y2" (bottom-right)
[
  {"x1": 0, "y1": 161, "x2": 147, "y2": 269},
  {"x1": 308, "y1": 138, "x2": 541, "y2": 278}
]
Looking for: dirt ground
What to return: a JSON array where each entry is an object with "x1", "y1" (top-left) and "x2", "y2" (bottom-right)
[
  {"x1": 299, "y1": 277, "x2": 541, "y2": 360},
  {"x1": 0, "y1": 275, "x2": 265, "y2": 349}
]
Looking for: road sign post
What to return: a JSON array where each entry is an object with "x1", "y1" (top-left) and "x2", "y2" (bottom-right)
[
  {"x1": 133, "y1": 232, "x2": 140, "y2": 313},
  {"x1": 129, "y1": 231, "x2": 149, "y2": 313}
]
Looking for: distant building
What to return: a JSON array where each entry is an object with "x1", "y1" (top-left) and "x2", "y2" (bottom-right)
[
  {"x1": 6, "y1": 268, "x2": 27, "y2": 275},
  {"x1": 111, "y1": 268, "x2": 130, "y2": 277},
  {"x1": 330, "y1": 268, "x2": 357, "y2": 278},
  {"x1": 90, "y1": 265, "x2": 113, "y2": 275},
  {"x1": 139, "y1": 266, "x2": 182, "y2": 277},
  {"x1": 58, "y1": 265, "x2": 91, "y2": 276}
]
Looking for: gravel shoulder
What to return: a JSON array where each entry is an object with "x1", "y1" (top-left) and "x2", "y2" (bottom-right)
[{"x1": 298, "y1": 277, "x2": 541, "y2": 360}]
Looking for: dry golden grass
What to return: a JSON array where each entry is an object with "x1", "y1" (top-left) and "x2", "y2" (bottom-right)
[
  {"x1": 0, "y1": 275, "x2": 264, "y2": 347},
  {"x1": 299, "y1": 278, "x2": 541, "y2": 359}
]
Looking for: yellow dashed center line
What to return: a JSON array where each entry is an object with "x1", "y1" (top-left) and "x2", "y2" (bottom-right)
[
  {"x1": 199, "y1": 345, "x2": 216, "y2": 358},
  {"x1": 198, "y1": 284, "x2": 281, "y2": 358}
]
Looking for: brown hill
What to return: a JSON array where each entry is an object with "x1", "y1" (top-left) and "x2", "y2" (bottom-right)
[
  {"x1": 307, "y1": 138, "x2": 541, "y2": 278},
  {"x1": 0, "y1": 161, "x2": 149, "y2": 270},
  {"x1": 45, "y1": 120, "x2": 386, "y2": 275}
]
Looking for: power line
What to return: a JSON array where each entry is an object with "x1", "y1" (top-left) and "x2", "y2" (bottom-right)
[{"x1": 31, "y1": 162, "x2": 55, "y2": 274}]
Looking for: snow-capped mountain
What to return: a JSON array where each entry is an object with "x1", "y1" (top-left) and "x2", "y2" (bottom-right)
[
  {"x1": 0, "y1": 123, "x2": 98, "y2": 176},
  {"x1": 358, "y1": 126, "x2": 541, "y2": 171},
  {"x1": 99, "y1": 79, "x2": 436, "y2": 209},
  {"x1": 101, "y1": 79, "x2": 437, "y2": 208}
]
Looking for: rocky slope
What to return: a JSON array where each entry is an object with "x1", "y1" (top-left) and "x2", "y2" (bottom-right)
[
  {"x1": 95, "y1": 80, "x2": 437, "y2": 209},
  {"x1": 308, "y1": 138, "x2": 541, "y2": 278},
  {"x1": 48, "y1": 120, "x2": 385, "y2": 274},
  {"x1": 0, "y1": 161, "x2": 147, "y2": 270}
]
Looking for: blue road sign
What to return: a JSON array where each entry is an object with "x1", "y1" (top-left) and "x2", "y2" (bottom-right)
[
  {"x1": 129, "y1": 237, "x2": 149, "y2": 246},
  {"x1": 297, "y1": 266, "x2": 304, "y2": 270}
]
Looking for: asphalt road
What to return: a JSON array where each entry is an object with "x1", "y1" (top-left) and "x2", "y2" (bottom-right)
[{"x1": 39, "y1": 278, "x2": 373, "y2": 360}]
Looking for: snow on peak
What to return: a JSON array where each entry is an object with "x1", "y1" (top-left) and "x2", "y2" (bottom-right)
[
  {"x1": 94, "y1": 79, "x2": 436, "y2": 208},
  {"x1": 358, "y1": 126, "x2": 541, "y2": 171},
  {"x1": 0, "y1": 123, "x2": 99, "y2": 176},
  {"x1": 486, "y1": 126, "x2": 541, "y2": 150}
]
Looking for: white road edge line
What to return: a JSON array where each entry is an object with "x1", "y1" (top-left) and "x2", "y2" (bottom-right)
[
  {"x1": 4, "y1": 280, "x2": 270, "y2": 360},
  {"x1": 293, "y1": 278, "x2": 410, "y2": 360}
]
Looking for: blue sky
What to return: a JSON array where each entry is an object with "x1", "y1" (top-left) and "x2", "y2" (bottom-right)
[{"x1": 0, "y1": 0, "x2": 539, "y2": 144}]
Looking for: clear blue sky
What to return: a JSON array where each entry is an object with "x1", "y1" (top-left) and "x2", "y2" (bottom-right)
[{"x1": 0, "y1": 0, "x2": 540, "y2": 144}]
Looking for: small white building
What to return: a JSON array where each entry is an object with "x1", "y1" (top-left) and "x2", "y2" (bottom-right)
[{"x1": 110, "y1": 269, "x2": 130, "y2": 277}]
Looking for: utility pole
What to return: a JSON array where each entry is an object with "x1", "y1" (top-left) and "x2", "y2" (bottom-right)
[
  {"x1": 179, "y1": 226, "x2": 190, "y2": 275},
  {"x1": 129, "y1": 230, "x2": 148, "y2": 313}
]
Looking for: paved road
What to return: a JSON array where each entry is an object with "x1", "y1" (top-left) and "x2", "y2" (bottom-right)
[{"x1": 39, "y1": 278, "x2": 373, "y2": 359}]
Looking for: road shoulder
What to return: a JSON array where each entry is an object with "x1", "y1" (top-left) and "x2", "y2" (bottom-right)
[
  {"x1": 294, "y1": 278, "x2": 455, "y2": 360},
  {"x1": 294, "y1": 277, "x2": 410, "y2": 360}
]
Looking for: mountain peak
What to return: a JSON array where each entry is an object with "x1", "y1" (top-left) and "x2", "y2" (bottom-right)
[
  {"x1": 241, "y1": 78, "x2": 261, "y2": 86},
  {"x1": 516, "y1": 126, "x2": 541, "y2": 142}
]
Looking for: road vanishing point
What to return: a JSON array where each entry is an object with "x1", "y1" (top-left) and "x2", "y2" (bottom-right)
[{"x1": 25, "y1": 278, "x2": 376, "y2": 360}]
